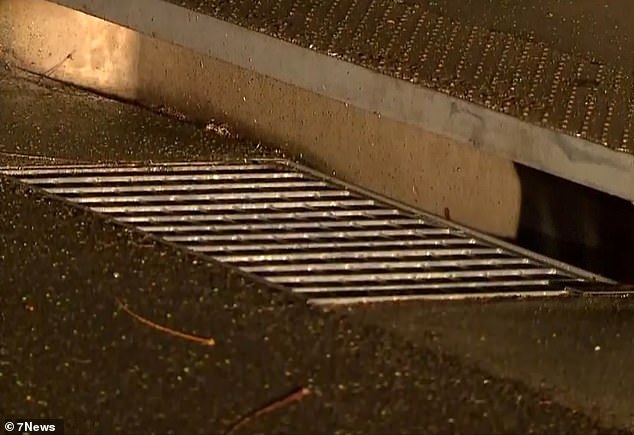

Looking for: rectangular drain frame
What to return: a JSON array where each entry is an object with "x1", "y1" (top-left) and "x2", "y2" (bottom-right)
[{"x1": 0, "y1": 159, "x2": 619, "y2": 305}]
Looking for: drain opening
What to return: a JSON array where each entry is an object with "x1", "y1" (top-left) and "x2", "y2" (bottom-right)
[{"x1": 0, "y1": 160, "x2": 619, "y2": 304}]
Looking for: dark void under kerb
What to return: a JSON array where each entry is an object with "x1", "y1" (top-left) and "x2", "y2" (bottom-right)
[{"x1": 0, "y1": 159, "x2": 623, "y2": 304}]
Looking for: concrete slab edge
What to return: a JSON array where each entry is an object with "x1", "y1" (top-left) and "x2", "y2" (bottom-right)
[{"x1": 47, "y1": 0, "x2": 634, "y2": 202}]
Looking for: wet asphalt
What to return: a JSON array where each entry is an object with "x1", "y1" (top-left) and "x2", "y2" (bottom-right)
[{"x1": 1, "y1": 70, "x2": 634, "y2": 434}]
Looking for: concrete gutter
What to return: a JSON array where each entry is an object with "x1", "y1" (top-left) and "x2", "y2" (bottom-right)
[{"x1": 20, "y1": 0, "x2": 634, "y2": 204}]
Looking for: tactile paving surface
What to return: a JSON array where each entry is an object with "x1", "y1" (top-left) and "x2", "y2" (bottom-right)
[
  {"x1": 168, "y1": 0, "x2": 634, "y2": 155},
  {"x1": 0, "y1": 160, "x2": 617, "y2": 305}
]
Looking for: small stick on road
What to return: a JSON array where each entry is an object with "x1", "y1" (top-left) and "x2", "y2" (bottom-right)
[
  {"x1": 115, "y1": 297, "x2": 215, "y2": 346},
  {"x1": 226, "y1": 387, "x2": 311, "y2": 435},
  {"x1": 40, "y1": 51, "x2": 75, "y2": 81}
]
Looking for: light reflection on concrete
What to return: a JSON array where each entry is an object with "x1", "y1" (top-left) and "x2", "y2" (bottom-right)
[{"x1": 0, "y1": 0, "x2": 140, "y2": 99}]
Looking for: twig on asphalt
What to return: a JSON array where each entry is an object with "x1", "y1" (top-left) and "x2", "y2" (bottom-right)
[
  {"x1": 226, "y1": 386, "x2": 311, "y2": 435},
  {"x1": 115, "y1": 297, "x2": 215, "y2": 346},
  {"x1": 40, "y1": 51, "x2": 75, "y2": 81}
]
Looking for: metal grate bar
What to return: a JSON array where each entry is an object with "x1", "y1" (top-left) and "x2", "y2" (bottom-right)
[
  {"x1": 267, "y1": 268, "x2": 561, "y2": 284},
  {"x1": 45, "y1": 181, "x2": 331, "y2": 194},
  {"x1": 19, "y1": 172, "x2": 306, "y2": 184},
  {"x1": 160, "y1": 228, "x2": 453, "y2": 242},
  {"x1": 186, "y1": 238, "x2": 482, "y2": 253},
  {"x1": 308, "y1": 291, "x2": 570, "y2": 305},
  {"x1": 114, "y1": 208, "x2": 402, "y2": 223},
  {"x1": 89, "y1": 199, "x2": 378, "y2": 213},
  {"x1": 214, "y1": 247, "x2": 504, "y2": 262},
  {"x1": 0, "y1": 159, "x2": 616, "y2": 304},
  {"x1": 137, "y1": 218, "x2": 429, "y2": 233},
  {"x1": 243, "y1": 258, "x2": 533, "y2": 273},
  {"x1": 66, "y1": 189, "x2": 352, "y2": 204},
  {"x1": 294, "y1": 279, "x2": 585, "y2": 294}
]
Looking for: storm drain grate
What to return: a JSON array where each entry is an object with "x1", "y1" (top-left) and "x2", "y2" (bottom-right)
[{"x1": 0, "y1": 160, "x2": 617, "y2": 304}]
